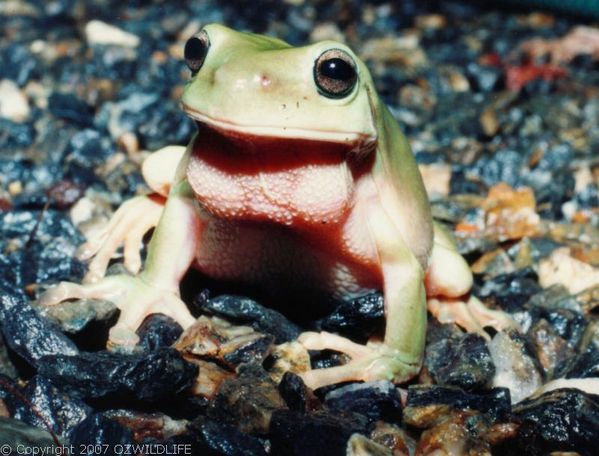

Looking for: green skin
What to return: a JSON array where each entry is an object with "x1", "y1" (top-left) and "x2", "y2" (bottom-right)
[{"x1": 41, "y1": 24, "x2": 475, "y2": 389}]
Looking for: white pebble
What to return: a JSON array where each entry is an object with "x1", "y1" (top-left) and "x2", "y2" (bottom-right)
[
  {"x1": 85, "y1": 20, "x2": 140, "y2": 48},
  {"x1": 0, "y1": 79, "x2": 30, "y2": 122}
]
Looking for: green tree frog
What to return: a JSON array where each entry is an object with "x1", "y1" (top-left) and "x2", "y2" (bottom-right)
[{"x1": 41, "y1": 24, "x2": 512, "y2": 389}]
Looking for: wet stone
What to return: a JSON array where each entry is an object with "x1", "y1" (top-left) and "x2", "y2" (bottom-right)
[
  {"x1": 48, "y1": 92, "x2": 94, "y2": 127},
  {"x1": 369, "y1": 421, "x2": 414, "y2": 456},
  {"x1": 509, "y1": 389, "x2": 599, "y2": 455},
  {"x1": 195, "y1": 294, "x2": 301, "y2": 344},
  {"x1": 541, "y1": 308, "x2": 587, "y2": 348},
  {"x1": 0, "y1": 210, "x2": 85, "y2": 288},
  {"x1": 0, "y1": 293, "x2": 79, "y2": 367},
  {"x1": 346, "y1": 433, "x2": 393, "y2": 456},
  {"x1": 325, "y1": 381, "x2": 403, "y2": 426},
  {"x1": 488, "y1": 330, "x2": 543, "y2": 403},
  {"x1": 527, "y1": 319, "x2": 574, "y2": 380},
  {"x1": 63, "y1": 128, "x2": 115, "y2": 182},
  {"x1": 37, "y1": 347, "x2": 197, "y2": 401},
  {"x1": 137, "y1": 314, "x2": 183, "y2": 351},
  {"x1": 404, "y1": 385, "x2": 511, "y2": 425},
  {"x1": 105, "y1": 409, "x2": 188, "y2": 442},
  {"x1": 316, "y1": 292, "x2": 384, "y2": 341},
  {"x1": 558, "y1": 343, "x2": 599, "y2": 378},
  {"x1": 269, "y1": 409, "x2": 369, "y2": 456},
  {"x1": 208, "y1": 363, "x2": 286, "y2": 435},
  {"x1": 416, "y1": 410, "x2": 492, "y2": 455},
  {"x1": 187, "y1": 417, "x2": 268, "y2": 456},
  {"x1": 475, "y1": 267, "x2": 541, "y2": 313},
  {"x1": 425, "y1": 333, "x2": 495, "y2": 391},
  {"x1": 6, "y1": 375, "x2": 90, "y2": 439},
  {"x1": 175, "y1": 316, "x2": 274, "y2": 369},
  {"x1": 69, "y1": 413, "x2": 135, "y2": 451},
  {"x1": 278, "y1": 372, "x2": 322, "y2": 413},
  {"x1": 0, "y1": 44, "x2": 39, "y2": 86},
  {"x1": 465, "y1": 62, "x2": 503, "y2": 92}
]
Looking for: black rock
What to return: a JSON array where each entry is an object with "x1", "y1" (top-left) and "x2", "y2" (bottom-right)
[
  {"x1": 49, "y1": 92, "x2": 94, "y2": 127},
  {"x1": 278, "y1": 372, "x2": 322, "y2": 413},
  {"x1": 0, "y1": 293, "x2": 79, "y2": 367},
  {"x1": 63, "y1": 129, "x2": 115, "y2": 186},
  {"x1": 510, "y1": 389, "x2": 599, "y2": 456},
  {"x1": 527, "y1": 319, "x2": 574, "y2": 380},
  {"x1": 466, "y1": 62, "x2": 503, "y2": 92},
  {"x1": 223, "y1": 333, "x2": 275, "y2": 367},
  {"x1": 69, "y1": 413, "x2": 136, "y2": 451},
  {"x1": 0, "y1": 43, "x2": 39, "y2": 86},
  {"x1": 196, "y1": 294, "x2": 301, "y2": 344},
  {"x1": 188, "y1": 417, "x2": 268, "y2": 456},
  {"x1": 6, "y1": 375, "x2": 90, "y2": 439},
  {"x1": 425, "y1": 333, "x2": 495, "y2": 390},
  {"x1": 405, "y1": 385, "x2": 511, "y2": 422},
  {"x1": 543, "y1": 308, "x2": 587, "y2": 348},
  {"x1": 209, "y1": 363, "x2": 286, "y2": 435},
  {"x1": 325, "y1": 380, "x2": 403, "y2": 425},
  {"x1": 558, "y1": 342, "x2": 599, "y2": 380},
  {"x1": 38, "y1": 347, "x2": 197, "y2": 401},
  {"x1": 0, "y1": 209, "x2": 85, "y2": 289},
  {"x1": 97, "y1": 93, "x2": 193, "y2": 149},
  {"x1": 534, "y1": 171, "x2": 576, "y2": 220},
  {"x1": 270, "y1": 409, "x2": 369, "y2": 456},
  {"x1": 0, "y1": 119, "x2": 36, "y2": 151},
  {"x1": 475, "y1": 268, "x2": 541, "y2": 313},
  {"x1": 137, "y1": 314, "x2": 183, "y2": 351},
  {"x1": 470, "y1": 149, "x2": 524, "y2": 188},
  {"x1": 316, "y1": 292, "x2": 384, "y2": 341}
]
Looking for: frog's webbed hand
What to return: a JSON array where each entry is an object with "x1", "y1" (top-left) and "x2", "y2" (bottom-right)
[
  {"x1": 77, "y1": 195, "x2": 165, "y2": 283},
  {"x1": 78, "y1": 146, "x2": 186, "y2": 283},
  {"x1": 299, "y1": 205, "x2": 426, "y2": 390},
  {"x1": 425, "y1": 222, "x2": 518, "y2": 338},
  {"x1": 40, "y1": 180, "x2": 201, "y2": 348}
]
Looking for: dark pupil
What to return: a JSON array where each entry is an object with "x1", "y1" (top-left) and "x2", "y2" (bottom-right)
[
  {"x1": 321, "y1": 58, "x2": 354, "y2": 81},
  {"x1": 184, "y1": 37, "x2": 206, "y2": 63}
]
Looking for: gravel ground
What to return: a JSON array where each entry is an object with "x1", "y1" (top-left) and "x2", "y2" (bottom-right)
[{"x1": 1, "y1": 0, "x2": 599, "y2": 454}]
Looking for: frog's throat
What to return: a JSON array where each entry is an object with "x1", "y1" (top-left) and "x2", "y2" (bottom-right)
[{"x1": 182, "y1": 103, "x2": 376, "y2": 152}]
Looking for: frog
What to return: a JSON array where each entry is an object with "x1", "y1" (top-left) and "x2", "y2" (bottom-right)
[{"x1": 40, "y1": 24, "x2": 513, "y2": 390}]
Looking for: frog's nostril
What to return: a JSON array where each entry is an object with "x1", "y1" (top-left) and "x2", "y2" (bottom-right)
[{"x1": 259, "y1": 74, "x2": 272, "y2": 89}]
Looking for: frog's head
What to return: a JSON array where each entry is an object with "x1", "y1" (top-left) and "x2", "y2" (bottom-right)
[{"x1": 181, "y1": 24, "x2": 378, "y2": 227}]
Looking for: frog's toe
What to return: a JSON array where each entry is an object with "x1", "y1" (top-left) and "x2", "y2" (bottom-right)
[
  {"x1": 38, "y1": 279, "x2": 121, "y2": 306},
  {"x1": 428, "y1": 295, "x2": 519, "y2": 339},
  {"x1": 79, "y1": 196, "x2": 164, "y2": 283},
  {"x1": 298, "y1": 331, "x2": 420, "y2": 390},
  {"x1": 298, "y1": 331, "x2": 371, "y2": 358}
]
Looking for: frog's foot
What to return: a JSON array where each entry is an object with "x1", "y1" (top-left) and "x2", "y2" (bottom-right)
[
  {"x1": 39, "y1": 275, "x2": 195, "y2": 348},
  {"x1": 297, "y1": 331, "x2": 420, "y2": 390},
  {"x1": 77, "y1": 195, "x2": 165, "y2": 284},
  {"x1": 427, "y1": 295, "x2": 518, "y2": 340}
]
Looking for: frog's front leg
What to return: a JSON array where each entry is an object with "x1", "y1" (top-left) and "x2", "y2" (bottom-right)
[
  {"x1": 40, "y1": 179, "x2": 200, "y2": 347},
  {"x1": 299, "y1": 204, "x2": 426, "y2": 390},
  {"x1": 77, "y1": 145, "x2": 186, "y2": 283}
]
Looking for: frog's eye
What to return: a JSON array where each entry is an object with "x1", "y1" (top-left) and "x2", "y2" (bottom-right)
[
  {"x1": 184, "y1": 30, "x2": 210, "y2": 74},
  {"x1": 313, "y1": 49, "x2": 358, "y2": 99}
]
